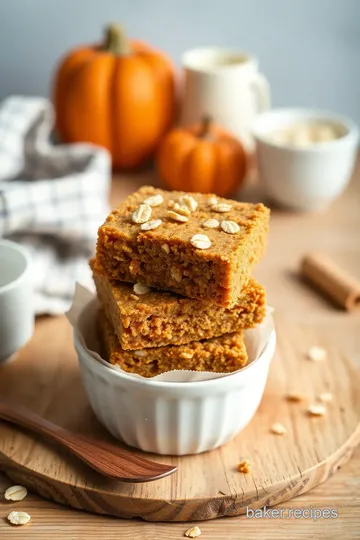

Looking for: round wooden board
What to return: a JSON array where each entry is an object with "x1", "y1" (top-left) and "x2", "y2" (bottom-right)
[{"x1": 0, "y1": 314, "x2": 359, "y2": 522}]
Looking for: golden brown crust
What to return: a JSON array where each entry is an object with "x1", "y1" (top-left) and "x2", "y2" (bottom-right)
[
  {"x1": 95, "y1": 186, "x2": 270, "y2": 307},
  {"x1": 98, "y1": 310, "x2": 248, "y2": 378},
  {"x1": 90, "y1": 258, "x2": 266, "y2": 350}
]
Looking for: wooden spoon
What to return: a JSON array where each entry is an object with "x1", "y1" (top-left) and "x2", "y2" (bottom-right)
[{"x1": 0, "y1": 401, "x2": 177, "y2": 483}]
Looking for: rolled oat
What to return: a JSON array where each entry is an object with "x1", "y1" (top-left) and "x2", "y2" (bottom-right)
[
  {"x1": 173, "y1": 203, "x2": 191, "y2": 216},
  {"x1": 140, "y1": 219, "x2": 162, "y2": 231},
  {"x1": 132, "y1": 204, "x2": 152, "y2": 224},
  {"x1": 190, "y1": 234, "x2": 211, "y2": 250},
  {"x1": 221, "y1": 220, "x2": 240, "y2": 234},
  {"x1": 207, "y1": 196, "x2": 218, "y2": 206},
  {"x1": 202, "y1": 219, "x2": 219, "y2": 229},
  {"x1": 7, "y1": 511, "x2": 31, "y2": 526},
  {"x1": 4, "y1": 486, "x2": 28, "y2": 502},
  {"x1": 167, "y1": 210, "x2": 189, "y2": 223},
  {"x1": 211, "y1": 203, "x2": 232, "y2": 213},
  {"x1": 179, "y1": 195, "x2": 198, "y2": 212},
  {"x1": 144, "y1": 194, "x2": 164, "y2": 207},
  {"x1": 133, "y1": 283, "x2": 151, "y2": 295}
]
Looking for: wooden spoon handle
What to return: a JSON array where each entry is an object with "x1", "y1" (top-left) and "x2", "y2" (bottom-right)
[{"x1": 0, "y1": 401, "x2": 177, "y2": 482}]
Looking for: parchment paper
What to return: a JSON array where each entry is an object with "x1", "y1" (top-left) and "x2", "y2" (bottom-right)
[{"x1": 67, "y1": 284, "x2": 275, "y2": 383}]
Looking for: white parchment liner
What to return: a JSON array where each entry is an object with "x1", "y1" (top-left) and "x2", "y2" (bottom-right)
[{"x1": 67, "y1": 284, "x2": 275, "y2": 383}]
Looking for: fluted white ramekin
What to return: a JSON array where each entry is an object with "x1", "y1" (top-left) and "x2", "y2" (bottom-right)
[{"x1": 74, "y1": 315, "x2": 276, "y2": 456}]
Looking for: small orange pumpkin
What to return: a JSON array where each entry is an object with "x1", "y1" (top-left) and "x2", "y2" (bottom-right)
[
  {"x1": 53, "y1": 24, "x2": 176, "y2": 169},
  {"x1": 156, "y1": 117, "x2": 247, "y2": 196}
]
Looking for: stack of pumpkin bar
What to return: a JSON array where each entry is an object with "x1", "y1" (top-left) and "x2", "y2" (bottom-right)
[{"x1": 91, "y1": 186, "x2": 270, "y2": 378}]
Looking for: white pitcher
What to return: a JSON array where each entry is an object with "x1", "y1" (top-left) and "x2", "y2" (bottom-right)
[{"x1": 180, "y1": 47, "x2": 270, "y2": 149}]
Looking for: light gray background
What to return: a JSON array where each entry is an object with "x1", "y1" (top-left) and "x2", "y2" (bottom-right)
[{"x1": 0, "y1": 0, "x2": 359, "y2": 123}]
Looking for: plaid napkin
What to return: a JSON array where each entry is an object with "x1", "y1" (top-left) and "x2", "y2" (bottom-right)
[{"x1": 0, "y1": 96, "x2": 111, "y2": 314}]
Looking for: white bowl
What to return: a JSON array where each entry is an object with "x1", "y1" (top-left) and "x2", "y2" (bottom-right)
[
  {"x1": 253, "y1": 108, "x2": 359, "y2": 211},
  {"x1": 74, "y1": 315, "x2": 276, "y2": 456}
]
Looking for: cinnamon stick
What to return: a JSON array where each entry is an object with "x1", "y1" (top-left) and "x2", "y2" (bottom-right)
[{"x1": 301, "y1": 252, "x2": 360, "y2": 312}]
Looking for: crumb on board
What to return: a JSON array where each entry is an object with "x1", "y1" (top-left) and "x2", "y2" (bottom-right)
[
  {"x1": 237, "y1": 460, "x2": 252, "y2": 473},
  {"x1": 307, "y1": 346, "x2": 327, "y2": 362},
  {"x1": 4, "y1": 485, "x2": 27, "y2": 501},
  {"x1": 271, "y1": 422, "x2": 287, "y2": 435},
  {"x1": 318, "y1": 392, "x2": 333, "y2": 402},
  {"x1": 184, "y1": 525, "x2": 201, "y2": 537},
  {"x1": 7, "y1": 511, "x2": 31, "y2": 526},
  {"x1": 307, "y1": 403, "x2": 326, "y2": 416},
  {"x1": 286, "y1": 392, "x2": 307, "y2": 402}
]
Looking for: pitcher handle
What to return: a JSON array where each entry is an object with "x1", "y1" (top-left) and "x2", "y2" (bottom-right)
[{"x1": 251, "y1": 72, "x2": 271, "y2": 112}]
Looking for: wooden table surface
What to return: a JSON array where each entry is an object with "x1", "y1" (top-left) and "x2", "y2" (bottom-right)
[{"x1": 1, "y1": 160, "x2": 360, "y2": 539}]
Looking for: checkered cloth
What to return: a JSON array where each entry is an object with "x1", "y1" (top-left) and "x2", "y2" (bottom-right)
[{"x1": 0, "y1": 96, "x2": 111, "y2": 314}]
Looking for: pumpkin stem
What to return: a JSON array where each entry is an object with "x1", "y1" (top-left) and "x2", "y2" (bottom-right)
[
  {"x1": 199, "y1": 115, "x2": 212, "y2": 138},
  {"x1": 104, "y1": 24, "x2": 131, "y2": 55}
]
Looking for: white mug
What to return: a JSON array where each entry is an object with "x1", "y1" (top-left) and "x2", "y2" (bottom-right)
[
  {"x1": 0, "y1": 240, "x2": 34, "y2": 362},
  {"x1": 180, "y1": 47, "x2": 270, "y2": 148}
]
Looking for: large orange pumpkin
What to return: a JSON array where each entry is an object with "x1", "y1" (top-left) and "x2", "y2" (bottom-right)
[
  {"x1": 53, "y1": 24, "x2": 176, "y2": 169},
  {"x1": 156, "y1": 117, "x2": 247, "y2": 196}
]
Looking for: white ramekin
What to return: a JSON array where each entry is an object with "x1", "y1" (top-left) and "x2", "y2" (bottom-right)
[
  {"x1": 253, "y1": 108, "x2": 359, "y2": 211},
  {"x1": 0, "y1": 239, "x2": 34, "y2": 363},
  {"x1": 74, "y1": 313, "x2": 276, "y2": 456}
]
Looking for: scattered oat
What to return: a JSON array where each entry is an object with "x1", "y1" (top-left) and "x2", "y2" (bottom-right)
[
  {"x1": 4, "y1": 486, "x2": 28, "y2": 502},
  {"x1": 237, "y1": 459, "x2": 252, "y2": 473},
  {"x1": 168, "y1": 199, "x2": 175, "y2": 208},
  {"x1": 132, "y1": 204, "x2": 152, "y2": 224},
  {"x1": 161, "y1": 243, "x2": 170, "y2": 254},
  {"x1": 203, "y1": 218, "x2": 219, "y2": 229},
  {"x1": 134, "y1": 350, "x2": 148, "y2": 357},
  {"x1": 7, "y1": 511, "x2": 31, "y2": 526},
  {"x1": 180, "y1": 351, "x2": 194, "y2": 359},
  {"x1": 133, "y1": 282, "x2": 151, "y2": 295},
  {"x1": 318, "y1": 392, "x2": 333, "y2": 403},
  {"x1": 287, "y1": 392, "x2": 306, "y2": 402},
  {"x1": 171, "y1": 267, "x2": 182, "y2": 282},
  {"x1": 130, "y1": 294, "x2": 139, "y2": 301},
  {"x1": 144, "y1": 194, "x2": 164, "y2": 207},
  {"x1": 307, "y1": 403, "x2": 326, "y2": 416},
  {"x1": 167, "y1": 210, "x2": 189, "y2": 223},
  {"x1": 271, "y1": 422, "x2": 287, "y2": 435},
  {"x1": 140, "y1": 219, "x2": 162, "y2": 231},
  {"x1": 307, "y1": 346, "x2": 327, "y2": 362},
  {"x1": 207, "y1": 196, "x2": 218, "y2": 206},
  {"x1": 179, "y1": 194, "x2": 198, "y2": 212},
  {"x1": 221, "y1": 220, "x2": 240, "y2": 234},
  {"x1": 211, "y1": 203, "x2": 232, "y2": 213},
  {"x1": 190, "y1": 234, "x2": 211, "y2": 250},
  {"x1": 184, "y1": 525, "x2": 201, "y2": 538}
]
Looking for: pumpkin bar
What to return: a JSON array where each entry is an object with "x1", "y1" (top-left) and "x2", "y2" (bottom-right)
[
  {"x1": 98, "y1": 311, "x2": 248, "y2": 378},
  {"x1": 95, "y1": 186, "x2": 270, "y2": 307},
  {"x1": 90, "y1": 258, "x2": 266, "y2": 350}
]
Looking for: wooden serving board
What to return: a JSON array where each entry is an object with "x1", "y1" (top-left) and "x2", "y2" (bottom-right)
[{"x1": 0, "y1": 313, "x2": 359, "y2": 522}]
